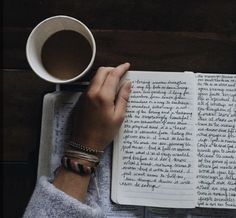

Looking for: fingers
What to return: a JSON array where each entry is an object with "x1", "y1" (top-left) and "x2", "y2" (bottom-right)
[
  {"x1": 100, "y1": 63, "x2": 130, "y2": 98},
  {"x1": 88, "y1": 67, "x2": 114, "y2": 93},
  {"x1": 114, "y1": 80, "x2": 131, "y2": 122}
]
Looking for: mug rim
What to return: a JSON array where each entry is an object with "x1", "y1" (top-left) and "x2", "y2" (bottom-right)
[{"x1": 26, "y1": 15, "x2": 96, "y2": 84}]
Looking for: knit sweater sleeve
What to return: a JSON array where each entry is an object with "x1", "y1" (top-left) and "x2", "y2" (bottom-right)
[{"x1": 23, "y1": 176, "x2": 103, "y2": 218}]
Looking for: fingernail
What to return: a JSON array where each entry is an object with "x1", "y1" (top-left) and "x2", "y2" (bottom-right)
[{"x1": 124, "y1": 62, "x2": 130, "y2": 66}]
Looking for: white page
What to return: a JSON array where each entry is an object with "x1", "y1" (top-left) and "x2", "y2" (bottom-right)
[
  {"x1": 113, "y1": 71, "x2": 197, "y2": 208},
  {"x1": 38, "y1": 92, "x2": 81, "y2": 178},
  {"x1": 97, "y1": 147, "x2": 145, "y2": 218},
  {"x1": 196, "y1": 73, "x2": 236, "y2": 209},
  {"x1": 38, "y1": 93, "x2": 57, "y2": 178}
]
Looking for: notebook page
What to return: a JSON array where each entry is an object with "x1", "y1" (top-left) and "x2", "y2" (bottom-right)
[
  {"x1": 37, "y1": 92, "x2": 81, "y2": 178},
  {"x1": 50, "y1": 92, "x2": 81, "y2": 174},
  {"x1": 196, "y1": 73, "x2": 236, "y2": 209},
  {"x1": 37, "y1": 93, "x2": 57, "y2": 178},
  {"x1": 113, "y1": 71, "x2": 197, "y2": 208},
  {"x1": 98, "y1": 147, "x2": 145, "y2": 218}
]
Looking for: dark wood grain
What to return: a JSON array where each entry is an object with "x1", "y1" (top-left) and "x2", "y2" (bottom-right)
[
  {"x1": 4, "y1": 28, "x2": 236, "y2": 72},
  {"x1": 3, "y1": 0, "x2": 236, "y2": 34},
  {"x1": 2, "y1": 162, "x2": 37, "y2": 218},
  {"x1": 94, "y1": 30, "x2": 236, "y2": 73},
  {"x1": 3, "y1": 70, "x2": 54, "y2": 161}
]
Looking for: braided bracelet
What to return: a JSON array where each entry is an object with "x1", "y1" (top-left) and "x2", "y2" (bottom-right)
[
  {"x1": 68, "y1": 141, "x2": 104, "y2": 155},
  {"x1": 61, "y1": 156, "x2": 96, "y2": 176},
  {"x1": 64, "y1": 150, "x2": 100, "y2": 165}
]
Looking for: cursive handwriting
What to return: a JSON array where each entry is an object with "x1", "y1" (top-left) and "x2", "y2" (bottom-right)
[
  {"x1": 117, "y1": 73, "x2": 197, "y2": 205},
  {"x1": 197, "y1": 73, "x2": 236, "y2": 208}
]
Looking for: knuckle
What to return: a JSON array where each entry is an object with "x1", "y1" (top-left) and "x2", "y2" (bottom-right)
[
  {"x1": 120, "y1": 95, "x2": 129, "y2": 103},
  {"x1": 114, "y1": 114, "x2": 125, "y2": 124},
  {"x1": 84, "y1": 90, "x2": 96, "y2": 101},
  {"x1": 120, "y1": 114, "x2": 125, "y2": 122},
  {"x1": 109, "y1": 69, "x2": 118, "y2": 77},
  {"x1": 85, "y1": 89, "x2": 109, "y2": 104},
  {"x1": 97, "y1": 66, "x2": 105, "y2": 72},
  {"x1": 97, "y1": 92, "x2": 108, "y2": 103}
]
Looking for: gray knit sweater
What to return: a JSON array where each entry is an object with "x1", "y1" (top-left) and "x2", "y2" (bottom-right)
[
  {"x1": 23, "y1": 176, "x2": 103, "y2": 218},
  {"x1": 23, "y1": 146, "x2": 140, "y2": 218},
  {"x1": 23, "y1": 147, "x2": 113, "y2": 218}
]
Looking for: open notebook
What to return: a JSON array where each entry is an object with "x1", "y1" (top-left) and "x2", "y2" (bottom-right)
[
  {"x1": 37, "y1": 71, "x2": 235, "y2": 217},
  {"x1": 112, "y1": 71, "x2": 236, "y2": 209}
]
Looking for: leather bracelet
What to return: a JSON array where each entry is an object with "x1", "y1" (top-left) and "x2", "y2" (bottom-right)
[{"x1": 61, "y1": 156, "x2": 96, "y2": 176}]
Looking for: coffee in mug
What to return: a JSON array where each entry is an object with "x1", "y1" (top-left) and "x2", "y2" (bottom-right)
[
  {"x1": 26, "y1": 15, "x2": 96, "y2": 84},
  {"x1": 41, "y1": 30, "x2": 92, "y2": 80}
]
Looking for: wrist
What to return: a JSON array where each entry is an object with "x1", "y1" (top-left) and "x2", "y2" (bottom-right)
[
  {"x1": 71, "y1": 132, "x2": 110, "y2": 151},
  {"x1": 53, "y1": 167, "x2": 90, "y2": 202},
  {"x1": 53, "y1": 146, "x2": 101, "y2": 201}
]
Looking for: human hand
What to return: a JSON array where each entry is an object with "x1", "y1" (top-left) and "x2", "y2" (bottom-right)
[{"x1": 72, "y1": 63, "x2": 131, "y2": 152}]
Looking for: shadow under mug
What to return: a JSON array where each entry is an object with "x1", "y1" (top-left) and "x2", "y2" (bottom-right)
[{"x1": 26, "y1": 15, "x2": 96, "y2": 84}]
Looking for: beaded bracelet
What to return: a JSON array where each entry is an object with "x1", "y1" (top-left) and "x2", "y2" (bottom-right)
[
  {"x1": 68, "y1": 141, "x2": 104, "y2": 155},
  {"x1": 61, "y1": 156, "x2": 96, "y2": 176}
]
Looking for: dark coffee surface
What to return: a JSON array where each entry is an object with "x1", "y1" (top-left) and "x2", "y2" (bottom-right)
[{"x1": 41, "y1": 30, "x2": 92, "y2": 80}]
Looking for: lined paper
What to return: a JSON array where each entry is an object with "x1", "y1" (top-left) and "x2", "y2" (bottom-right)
[
  {"x1": 196, "y1": 73, "x2": 236, "y2": 208},
  {"x1": 113, "y1": 71, "x2": 197, "y2": 208}
]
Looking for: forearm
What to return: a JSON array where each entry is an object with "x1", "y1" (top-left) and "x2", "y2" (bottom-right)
[
  {"x1": 23, "y1": 176, "x2": 102, "y2": 218},
  {"x1": 53, "y1": 167, "x2": 90, "y2": 202}
]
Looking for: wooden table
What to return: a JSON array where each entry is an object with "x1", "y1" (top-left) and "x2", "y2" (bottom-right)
[{"x1": 3, "y1": 1, "x2": 236, "y2": 217}]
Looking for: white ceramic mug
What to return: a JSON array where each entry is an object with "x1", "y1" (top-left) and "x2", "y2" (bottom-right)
[{"x1": 26, "y1": 15, "x2": 96, "y2": 83}]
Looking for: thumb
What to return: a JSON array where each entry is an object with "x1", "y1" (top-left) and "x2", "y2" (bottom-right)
[{"x1": 114, "y1": 81, "x2": 131, "y2": 122}]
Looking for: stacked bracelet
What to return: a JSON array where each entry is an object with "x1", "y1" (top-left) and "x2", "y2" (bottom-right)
[
  {"x1": 68, "y1": 141, "x2": 104, "y2": 155},
  {"x1": 64, "y1": 150, "x2": 100, "y2": 166},
  {"x1": 61, "y1": 156, "x2": 96, "y2": 176},
  {"x1": 62, "y1": 140, "x2": 104, "y2": 177}
]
